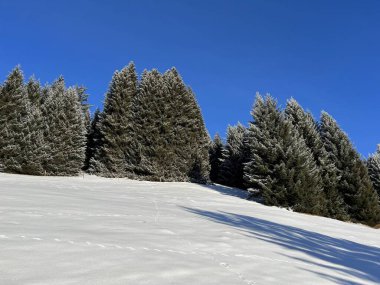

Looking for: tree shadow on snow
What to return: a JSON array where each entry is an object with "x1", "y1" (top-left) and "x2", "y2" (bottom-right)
[
  {"x1": 199, "y1": 183, "x2": 249, "y2": 199},
  {"x1": 183, "y1": 207, "x2": 380, "y2": 284}
]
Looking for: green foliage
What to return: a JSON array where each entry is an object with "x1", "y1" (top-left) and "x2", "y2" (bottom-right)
[
  {"x1": 285, "y1": 99, "x2": 347, "y2": 220},
  {"x1": 0, "y1": 67, "x2": 44, "y2": 174},
  {"x1": 244, "y1": 95, "x2": 326, "y2": 215},
  {"x1": 209, "y1": 133, "x2": 223, "y2": 183},
  {"x1": 320, "y1": 112, "x2": 380, "y2": 225},
  {"x1": 127, "y1": 68, "x2": 210, "y2": 182},
  {"x1": 367, "y1": 145, "x2": 380, "y2": 199},
  {"x1": 84, "y1": 109, "x2": 101, "y2": 172},
  {"x1": 41, "y1": 78, "x2": 86, "y2": 175},
  {"x1": 91, "y1": 62, "x2": 138, "y2": 177},
  {"x1": 219, "y1": 123, "x2": 248, "y2": 189}
]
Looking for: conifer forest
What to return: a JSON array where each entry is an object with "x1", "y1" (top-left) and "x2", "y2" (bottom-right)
[{"x1": 1, "y1": 64, "x2": 379, "y2": 226}]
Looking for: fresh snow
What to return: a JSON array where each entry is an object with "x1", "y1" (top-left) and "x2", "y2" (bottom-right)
[{"x1": 0, "y1": 173, "x2": 379, "y2": 285}]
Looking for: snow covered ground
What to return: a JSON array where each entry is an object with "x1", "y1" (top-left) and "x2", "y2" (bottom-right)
[{"x1": 0, "y1": 173, "x2": 379, "y2": 285}]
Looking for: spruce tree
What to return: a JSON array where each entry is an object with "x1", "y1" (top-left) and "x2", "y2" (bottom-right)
[
  {"x1": 129, "y1": 68, "x2": 210, "y2": 182},
  {"x1": 91, "y1": 62, "x2": 138, "y2": 177},
  {"x1": 209, "y1": 133, "x2": 223, "y2": 183},
  {"x1": 0, "y1": 67, "x2": 26, "y2": 172},
  {"x1": 163, "y1": 69, "x2": 210, "y2": 182},
  {"x1": 84, "y1": 109, "x2": 102, "y2": 172},
  {"x1": 42, "y1": 78, "x2": 86, "y2": 175},
  {"x1": 26, "y1": 76, "x2": 42, "y2": 106},
  {"x1": 320, "y1": 112, "x2": 380, "y2": 225},
  {"x1": 244, "y1": 94, "x2": 325, "y2": 215},
  {"x1": 285, "y1": 99, "x2": 347, "y2": 220},
  {"x1": 76, "y1": 86, "x2": 91, "y2": 132},
  {"x1": 219, "y1": 123, "x2": 248, "y2": 189},
  {"x1": 367, "y1": 145, "x2": 380, "y2": 198}
]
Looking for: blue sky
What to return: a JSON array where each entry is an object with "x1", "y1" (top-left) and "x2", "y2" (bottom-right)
[{"x1": 1, "y1": 0, "x2": 379, "y2": 156}]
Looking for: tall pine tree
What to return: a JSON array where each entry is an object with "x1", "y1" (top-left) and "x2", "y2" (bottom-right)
[
  {"x1": 0, "y1": 67, "x2": 43, "y2": 174},
  {"x1": 285, "y1": 99, "x2": 347, "y2": 220},
  {"x1": 209, "y1": 133, "x2": 223, "y2": 183},
  {"x1": 91, "y1": 62, "x2": 138, "y2": 177},
  {"x1": 84, "y1": 109, "x2": 102, "y2": 172},
  {"x1": 367, "y1": 145, "x2": 380, "y2": 199},
  {"x1": 219, "y1": 123, "x2": 248, "y2": 189},
  {"x1": 42, "y1": 78, "x2": 86, "y2": 175},
  {"x1": 320, "y1": 112, "x2": 380, "y2": 225},
  {"x1": 244, "y1": 94, "x2": 326, "y2": 215}
]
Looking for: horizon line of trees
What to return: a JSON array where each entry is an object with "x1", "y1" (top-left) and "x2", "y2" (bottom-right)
[
  {"x1": 0, "y1": 64, "x2": 379, "y2": 226},
  {"x1": 210, "y1": 95, "x2": 380, "y2": 226},
  {"x1": 0, "y1": 63, "x2": 209, "y2": 183}
]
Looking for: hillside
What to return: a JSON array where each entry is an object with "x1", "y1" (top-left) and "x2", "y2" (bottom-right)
[{"x1": 0, "y1": 173, "x2": 379, "y2": 285}]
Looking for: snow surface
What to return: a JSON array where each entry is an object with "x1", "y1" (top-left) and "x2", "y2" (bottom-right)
[{"x1": 0, "y1": 173, "x2": 379, "y2": 285}]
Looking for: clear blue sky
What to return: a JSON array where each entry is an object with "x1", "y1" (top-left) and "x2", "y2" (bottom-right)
[{"x1": 1, "y1": 0, "x2": 379, "y2": 156}]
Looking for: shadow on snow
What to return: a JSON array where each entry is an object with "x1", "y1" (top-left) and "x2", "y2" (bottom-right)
[{"x1": 183, "y1": 207, "x2": 380, "y2": 285}]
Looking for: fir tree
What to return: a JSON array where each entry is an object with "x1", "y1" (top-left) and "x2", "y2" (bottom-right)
[
  {"x1": 84, "y1": 109, "x2": 102, "y2": 172},
  {"x1": 219, "y1": 123, "x2": 248, "y2": 189},
  {"x1": 0, "y1": 67, "x2": 30, "y2": 173},
  {"x1": 244, "y1": 94, "x2": 326, "y2": 215},
  {"x1": 209, "y1": 133, "x2": 223, "y2": 183},
  {"x1": 367, "y1": 145, "x2": 380, "y2": 198},
  {"x1": 129, "y1": 68, "x2": 210, "y2": 182},
  {"x1": 163, "y1": 69, "x2": 210, "y2": 182},
  {"x1": 42, "y1": 78, "x2": 86, "y2": 175},
  {"x1": 285, "y1": 99, "x2": 347, "y2": 220},
  {"x1": 26, "y1": 76, "x2": 42, "y2": 106},
  {"x1": 91, "y1": 62, "x2": 138, "y2": 177},
  {"x1": 320, "y1": 112, "x2": 380, "y2": 225},
  {"x1": 76, "y1": 86, "x2": 91, "y2": 132},
  {"x1": 0, "y1": 67, "x2": 43, "y2": 174}
]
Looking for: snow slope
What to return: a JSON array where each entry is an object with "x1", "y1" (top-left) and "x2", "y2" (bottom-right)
[{"x1": 0, "y1": 173, "x2": 379, "y2": 285}]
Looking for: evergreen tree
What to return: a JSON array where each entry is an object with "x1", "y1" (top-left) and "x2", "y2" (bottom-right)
[
  {"x1": 209, "y1": 133, "x2": 223, "y2": 183},
  {"x1": 91, "y1": 62, "x2": 138, "y2": 177},
  {"x1": 219, "y1": 123, "x2": 248, "y2": 189},
  {"x1": 129, "y1": 68, "x2": 210, "y2": 182},
  {"x1": 42, "y1": 78, "x2": 86, "y2": 175},
  {"x1": 128, "y1": 69, "x2": 175, "y2": 180},
  {"x1": 76, "y1": 86, "x2": 91, "y2": 132},
  {"x1": 162, "y1": 69, "x2": 210, "y2": 182},
  {"x1": 0, "y1": 67, "x2": 43, "y2": 174},
  {"x1": 183, "y1": 86, "x2": 210, "y2": 183},
  {"x1": 367, "y1": 145, "x2": 380, "y2": 198},
  {"x1": 320, "y1": 112, "x2": 380, "y2": 225},
  {"x1": 244, "y1": 94, "x2": 326, "y2": 215},
  {"x1": 26, "y1": 76, "x2": 42, "y2": 106},
  {"x1": 285, "y1": 99, "x2": 347, "y2": 220},
  {"x1": 84, "y1": 109, "x2": 102, "y2": 172}
]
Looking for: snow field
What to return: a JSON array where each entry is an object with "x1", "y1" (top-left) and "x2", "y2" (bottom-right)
[{"x1": 0, "y1": 173, "x2": 379, "y2": 285}]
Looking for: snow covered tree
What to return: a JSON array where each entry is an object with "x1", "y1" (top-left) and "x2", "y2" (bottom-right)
[
  {"x1": 84, "y1": 109, "x2": 102, "y2": 172},
  {"x1": 0, "y1": 67, "x2": 44, "y2": 174},
  {"x1": 285, "y1": 99, "x2": 347, "y2": 220},
  {"x1": 183, "y1": 86, "x2": 210, "y2": 183},
  {"x1": 320, "y1": 112, "x2": 380, "y2": 225},
  {"x1": 162, "y1": 68, "x2": 210, "y2": 182},
  {"x1": 128, "y1": 68, "x2": 210, "y2": 182},
  {"x1": 0, "y1": 67, "x2": 27, "y2": 172},
  {"x1": 209, "y1": 133, "x2": 223, "y2": 183},
  {"x1": 91, "y1": 62, "x2": 138, "y2": 177},
  {"x1": 367, "y1": 145, "x2": 380, "y2": 199},
  {"x1": 76, "y1": 86, "x2": 91, "y2": 132},
  {"x1": 219, "y1": 123, "x2": 248, "y2": 189},
  {"x1": 244, "y1": 94, "x2": 326, "y2": 215},
  {"x1": 26, "y1": 76, "x2": 42, "y2": 106},
  {"x1": 41, "y1": 78, "x2": 86, "y2": 175}
]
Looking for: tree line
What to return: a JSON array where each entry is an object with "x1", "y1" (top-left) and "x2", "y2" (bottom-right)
[
  {"x1": 210, "y1": 95, "x2": 380, "y2": 225},
  {"x1": 0, "y1": 64, "x2": 379, "y2": 225},
  {"x1": 0, "y1": 63, "x2": 209, "y2": 182}
]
